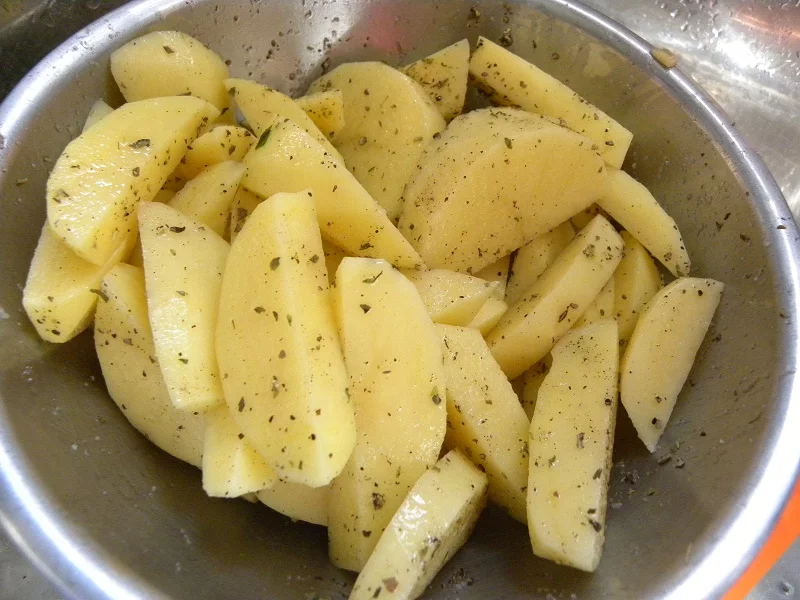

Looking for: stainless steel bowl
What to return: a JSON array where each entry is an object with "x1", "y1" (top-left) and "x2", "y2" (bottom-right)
[{"x1": 1, "y1": 1, "x2": 799, "y2": 598}]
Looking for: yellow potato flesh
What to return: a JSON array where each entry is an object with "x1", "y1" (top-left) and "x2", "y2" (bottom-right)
[
  {"x1": 401, "y1": 39, "x2": 470, "y2": 122},
  {"x1": 506, "y1": 222, "x2": 575, "y2": 306},
  {"x1": 614, "y1": 231, "x2": 662, "y2": 342},
  {"x1": 295, "y1": 89, "x2": 346, "y2": 140},
  {"x1": 466, "y1": 296, "x2": 508, "y2": 336},
  {"x1": 402, "y1": 269, "x2": 499, "y2": 326},
  {"x1": 257, "y1": 481, "x2": 330, "y2": 527}
]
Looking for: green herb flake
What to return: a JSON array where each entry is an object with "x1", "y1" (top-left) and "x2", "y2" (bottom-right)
[{"x1": 255, "y1": 128, "x2": 272, "y2": 149}]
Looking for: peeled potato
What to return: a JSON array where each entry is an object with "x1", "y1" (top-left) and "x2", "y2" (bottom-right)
[
  {"x1": 401, "y1": 39, "x2": 470, "y2": 121},
  {"x1": 82, "y1": 99, "x2": 113, "y2": 132},
  {"x1": 506, "y1": 222, "x2": 575, "y2": 306},
  {"x1": 167, "y1": 161, "x2": 244, "y2": 237},
  {"x1": 175, "y1": 125, "x2": 254, "y2": 180},
  {"x1": 295, "y1": 89, "x2": 345, "y2": 140},
  {"x1": 614, "y1": 231, "x2": 662, "y2": 341},
  {"x1": 475, "y1": 255, "x2": 511, "y2": 300},
  {"x1": 402, "y1": 269, "x2": 499, "y2": 326},
  {"x1": 228, "y1": 187, "x2": 263, "y2": 243},
  {"x1": 257, "y1": 481, "x2": 330, "y2": 526},
  {"x1": 466, "y1": 296, "x2": 508, "y2": 336},
  {"x1": 574, "y1": 278, "x2": 615, "y2": 327}
]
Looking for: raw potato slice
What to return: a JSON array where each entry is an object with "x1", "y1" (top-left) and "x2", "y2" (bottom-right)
[
  {"x1": 398, "y1": 107, "x2": 605, "y2": 274},
  {"x1": 574, "y1": 279, "x2": 615, "y2": 328},
  {"x1": 47, "y1": 96, "x2": 219, "y2": 265},
  {"x1": 506, "y1": 222, "x2": 575, "y2": 306},
  {"x1": 620, "y1": 278, "x2": 723, "y2": 452},
  {"x1": 469, "y1": 36, "x2": 632, "y2": 168},
  {"x1": 229, "y1": 187, "x2": 263, "y2": 242},
  {"x1": 202, "y1": 406, "x2": 277, "y2": 498},
  {"x1": 111, "y1": 30, "x2": 230, "y2": 111},
  {"x1": 94, "y1": 264, "x2": 204, "y2": 467},
  {"x1": 82, "y1": 99, "x2": 113, "y2": 132},
  {"x1": 176, "y1": 125, "x2": 254, "y2": 180},
  {"x1": 475, "y1": 255, "x2": 510, "y2": 299},
  {"x1": 571, "y1": 204, "x2": 608, "y2": 231},
  {"x1": 216, "y1": 191, "x2": 354, "y2": 486},
  {"x1": 257, "y1": 481, "x2": 330, "y2": 526},
  {"x1": 597, "y1": 168, "x2": 690, "y2": 277},
  {"x1": 126, "y1": 190, "x2": 175, "y2": 268},
  {"x1": 402, "y1": 269, "x2": 499, "y2": 326},
  {"x1": 296, "y1": 90, "x2": 346, "y2": 140},
  {"x1": 520, "y1": 357, "x2": 552, "y2": 420},
  {"x1": 467, "y1": 297, "x2": 508, "y2": 336},
  {"x1": 615, "y1": 232, "x2": 662, "y2": 341},
  {"x1": 168, "y1": 161, "x2": 245, "y2": 237},
  {"x1": 349, "y1": 450, "x2": 488, "y2": 600},
  {"x1": 401, "y1": 39, "x2": 470, "y2": 121},
  {"x1": 329, "y1": 258, "x2": 446, "y2": 572},
  {"x1": 528, "y1": 319, "x2": 619, "y2": 572},
  {"x1": 487, "y1": 216, "x2": 623, "y2": 379},
  {"x1": 225, "y1": 78, "x2": 341, "y2": 160},
  {"x1": 323, "y1": 241, "x2": 347, "y2": 285},
  {"x1": 308, "y1": 62, "x2": 446, "y2": 219},
  {"x1": 241, "y1": 119, "x2": 423, "y2": 269},
  {"x1": 139, "y1": 203, "x2": 229, "y2": 412},
  {"x1": 439, "y1": 325, "x2": 530, "y2": 523},
  {"x1": 23, "y1": 224, "x2": 136, "y2": 343}
]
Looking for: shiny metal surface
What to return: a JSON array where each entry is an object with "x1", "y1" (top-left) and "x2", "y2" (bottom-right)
[{"x1": 0, "y1": 1, "x2": 799, "y2": 599}]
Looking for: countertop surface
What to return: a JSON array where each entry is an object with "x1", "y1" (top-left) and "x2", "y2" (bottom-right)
[{"x1": 1, "y1": 0, "x2": 798, "y2": 598}]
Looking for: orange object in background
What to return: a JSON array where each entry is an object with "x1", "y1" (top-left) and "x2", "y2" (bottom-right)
[{"x1": 725, "y1": 479, "x2": 800, "y2": 599}]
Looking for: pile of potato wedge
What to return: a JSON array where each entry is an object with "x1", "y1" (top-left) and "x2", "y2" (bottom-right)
[{"x1": 23, "y1": 29, "x2": 723, "y2": 598}]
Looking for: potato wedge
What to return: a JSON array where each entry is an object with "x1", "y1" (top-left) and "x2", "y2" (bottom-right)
[
  {"x1": 23, "y1": 224, "x2": 136, "y2": 343},
  {"x1": 94, "y1": 264, "x2": 204, "y2": 466},
  {"x1": 620, "y1": 278, "x2": 723, "y2": 452},
  {"x1": 528, "y1": 319, "x2": 619, "y2": 572},
  {"x1": 168, "y1": 160, "x2": 244, "y2": 237},
  {"x1": 475, "y1": 255, "x2": 510, "y2": 300},
  {"x1": 111, "y1": 31, "x2": 230, "y2": 111},
  {"x1": 139, "y1": 203, "x2": 229, "y2": 412},
  {"x1": 398, "y1": 107, "x2": 605, "y2": 273},
  {"x1": 574, "y1": 278, "x2": 615, "y2": 327},
  {"x1": 487, "y1": 216, "x2": 623, "y2": 379},
  {"x1": 202, "y1": 406, "x2": 277, "y2": 498},
  {"x1": 329, "y1": 258, "x2": 447, "y2": 572},
  {"x1": 615, "y1": 231, "x2": 662, "y2": 341},
  {"x1": 257, "y1": 481, "x2": 330, "y2": 526},
  {"x1": 229, "y1": 187, "x2": 263, "y2": 243},
  {"x1": 401, "y1": 39, "x2": 470, "y2": 121},
  {"x1": 506, "y1": 222, "x2": 575, "y2": 306},
  {"x1": 176, "y1": 125, "x2": 254, "y2": 180},
  {"x1": 467, "y1": 297, "x2": 508, "y2": 336},
  {"x1": 322, "y1": 241, "x2": 347, "y2": 285},
  {"x1": 295, "y1": 90, "x2": 345, "y2": 140},
  {"x1": 349, "y1": 450, "x2": 488, "y2": 600},
  {"x1": 47, "y1": 96, "x2": 219, "y2": 265},
  {"x1": 225, "y1": 78, "x2": 340, "y2": 159},
  {"x1": 439, "y1": 325, "x2": 529, "y2": 523},
  {"x1": 469, "y1": 36, "x2": 632, "y2": 168},
  {"x1": 520, "y1": 357, "x2": 552, "y2": 420},
  {"x1": 598, "y1": 168, "x2": 690, "y2": 277},
  {"x1": 82, "y1": 99, "x2": 113, "y2": 133},
  {"x1": 308, "y1": 62, "x2": 446, "y2": 219},
  {"x1": 241, "y1": 119, "x2": 423, "y2": 269},
  {"x1": 570, "y1": 204, "x2": 608, "y2": 231},
  {"x1": 402, "y1": 269, "x2": 499, "y2": 326},
  {"x1": 216, "y1": 191, "x2": 354, "y2": 486}
]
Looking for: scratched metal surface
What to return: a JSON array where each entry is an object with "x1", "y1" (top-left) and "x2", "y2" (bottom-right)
[{"x1": 0, "y1": 0, "x2": 797, "y2": 598}]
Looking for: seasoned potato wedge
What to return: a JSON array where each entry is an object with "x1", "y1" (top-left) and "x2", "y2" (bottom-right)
[
  {"x1": 506, "y1": 222, "x2": 575, "y2": 306},
  {"x1": 82, "y1": 99, "x2": 113, "y2": 133},
  {"x1": 23, "y1": 224, "x2": 136, "y2": 343},
  {"x1": 322, "y1": 241, "x2": 347, "y2": 285},
  {"x1": 520, "y1": 357, "x2": 552, "y2": 420},
  {"x1": 228, "y1": 187, "x2": 263, "y2": 243},
  {"x1": 574, "y1": 279, "x2": 615, "y2": 327},
  {"x1": 295, "y1": 90, "x2": 345, "y2": 140},
  {"x1": 202, "y1": 406, "x2": 277, "y2": 498},
  {"x1": 111, "y1": 31, "x2": 230, "y2": 111},
  {"x1": 466, "y1": 296, "x2": 508, "y2": 335},
  {"x1": 614, "y1": 231, "x2": 662, "y2": 341},
  {"x1": 139, "y1": 203, "x2": 229, "y2": 412},
  {"x1": 257, "y1": 481, "x2": 330, "y2": 526},
  {"x1": 469, "y1": 36, "x2": 632, "y2": 168},
  {"x1": 225, "y1": 78, "x2": 340, "y2": 159},
  {"x1": 488, "y1": 216, "x2": 623, "y2": 379},
  {"x1": 528, "y1": 319, "x2": 619, "y2": 572},
  {"x1": 168, "y1": 160, "x2": 244, "y2": 237},
  {"x1": 241, "y1": 119, "x2": 423, "y2": 269},
  {"x1": 94, "y1": 264, "x2": 204, "y2": 466},
  {"x1": 402, "y1": 269, "x2": 499, "y2": 326},
  {"x1": 175, "y1": 125, "x2": 254, "y2": 180},
  {"x1": 598, "y1": 168, "x2": 690, "y2": 277},
  {"x1": 350, "y1": 450, "x2": 488, "y2": 600},
  {"x1": 308, "y1": 62, "x2": 446, "y2": 219},
  {"x1": 440, "y1": 325, "x2": 530, "y2": 523},
  {"x1": 329, "y1": 258, "x2": 446, "y2": 572},
  {"x1": 401, "y1": 39, "x2": 470, "y2": 121},
  {"x1": 475, "y1": 255, "x2": 510, "y2": 299},
  {"x1": 620, "y1": 278, "x2": 723, "y2": 452},
  {"x1": 216, "y1": 191, "x2": 354, "y2": 486},
  {"x1": 570, "y1": 204, "x2": 608, "y2": 231},
  {"x1": 399, "y1": 107, "x2": 605, "y2": 273},
  {"x1": 47, "y1": 96, "x2": 219, "y2": 265}
]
